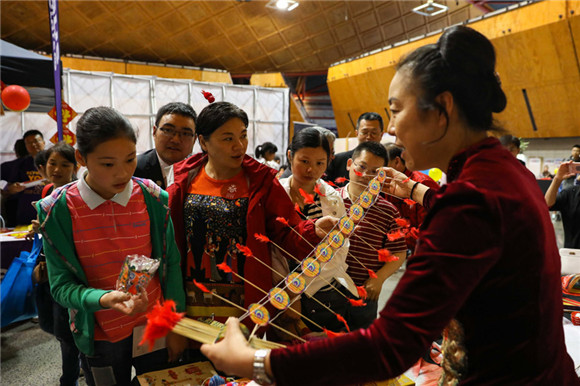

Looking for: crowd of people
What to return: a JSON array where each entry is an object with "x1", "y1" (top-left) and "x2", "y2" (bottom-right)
[{"x1": 0, "y1": 25, "x2": 578, "y2": 386}]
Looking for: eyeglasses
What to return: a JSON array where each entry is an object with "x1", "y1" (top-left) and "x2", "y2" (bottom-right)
[
  {"x1": 159, "y1": 127, "x2": 195, "y2": 139},
  {"x1": 352, "y1": 161, "x2": 380, "y2": 177},
  {"x1": 357, "y1": 129, "x2": 382, "y2": 137}
]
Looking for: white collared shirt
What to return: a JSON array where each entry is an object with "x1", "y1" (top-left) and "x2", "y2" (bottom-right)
[
  {"x1": 156, "y1": 151, "x2": 174, "y2": 188},
  {"x1": 77, "y1": 170, "x2": 132, "y2": 210}
]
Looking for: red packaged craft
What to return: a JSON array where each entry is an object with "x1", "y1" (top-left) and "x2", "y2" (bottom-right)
[{"x1": 116, "y1": 254, "x2": 160, "y2": 294}]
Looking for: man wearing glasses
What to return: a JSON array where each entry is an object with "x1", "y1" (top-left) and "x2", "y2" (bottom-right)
[
  {"x1": 135, "y1": 102, "x2": 197, "y2": 189},
  {"x1": 326, "y1": 112, "x2": 384, "y2": 185}
]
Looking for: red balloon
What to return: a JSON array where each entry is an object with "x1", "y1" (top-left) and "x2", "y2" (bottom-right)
[{"x1": 1, "y1": 85, "x2": 31, "y2": 112}]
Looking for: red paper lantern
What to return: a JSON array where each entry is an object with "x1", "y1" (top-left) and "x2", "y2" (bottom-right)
[{"x1": 1, "y1": 85, "x2": 31, "y2": 112}]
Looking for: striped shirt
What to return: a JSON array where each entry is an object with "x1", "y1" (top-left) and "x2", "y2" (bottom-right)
[
  {"x1": 67, "y1": 177, "x2": 161, "y2": 342},
  {"x1": 300, "y1": 194, "x2": 322, "y2": 220},
  {"x1": 338, "y1": 184, "x2": 407, "y2": 286}
]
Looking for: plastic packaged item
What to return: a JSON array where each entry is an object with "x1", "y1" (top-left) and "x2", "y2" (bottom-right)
[{"x1": 116, "y1": 254, "x2": 160, "y2": 294}]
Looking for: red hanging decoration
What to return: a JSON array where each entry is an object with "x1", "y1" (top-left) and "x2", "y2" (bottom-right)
[
  {"x1": 254, "y1": 233, "x2": 271, "y2": 243},
  {"x1": 327, "y1": 181, "x2": 338, "y2": 188},
  {"x1": 314, "y1": 184, "x2": 325, "y2": 197},
  {"x1": 276, "y1": 217, "x2": 289, "y2": 226},
  {"x1": 353, "y1": 169, "x2": 364, "y2": 177},
  {"x1": 235, "y1": 243, "x2": 253, "y2": 257},
  {"x1": 336, "y1": 313, "x2": 350, "y2": 332},
  {"x1": 356, "y1": 286, "x2": 368, "y2": 300},
  {"x1": 294, "y1": 203, "x2": 303, "y2": 215},
  {"x1": 323, "y1": 328, "x2": 346, "y2": 338},
  {"x1": 335, "y1": 177, "x2": 348, "y2": 184},
  {"x1": 201, "y1": 90, "x2": 215, "y2": 103},
  {"x1": 395, "y1": 218, "x2": 410, "y2": 228},
  {"x1": 216, "y1": 262, "x2": 233, "y2": 273},
  {"x1": 377, "y1": 248, "x2": 399, "y2": 263},
  {"x1": 367, "y1": 269, "x2": 378, "y2": 279},
  {"x1": 139, "y1": 300, "x2": 185, "y2": 351},
  {"x1": 387, "y1": 229, "x2": 405, "y2": 241},
  {"x1": 348, "y1": 298, "x2": 367, "y2": 307},
  {"x1": 299, "y1": 188, "x2": 315, "y2": 204},
  {"x1": 193, "y1": 280, "x2": 211, "y2": 293}
]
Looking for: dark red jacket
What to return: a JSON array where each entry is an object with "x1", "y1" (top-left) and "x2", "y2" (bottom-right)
[
  {"x1": 271, "y1": 138, "x2": 579, "y2": 385},
  {"x1": 168, "y1": 153, "x2": 320, "y2": 309}
]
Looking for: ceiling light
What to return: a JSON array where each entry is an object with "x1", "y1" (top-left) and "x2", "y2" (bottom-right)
[
  {"x1": 266, "y1": 0, "x2": 299, "y2": 11},
  {"x1": 412, "y1": 0, "x2": 448, "y2": 17}
]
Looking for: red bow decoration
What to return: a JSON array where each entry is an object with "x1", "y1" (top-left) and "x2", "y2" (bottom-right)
[
  {"x1": 193, "y1": 279, "x2": 210, "y2": 293},
  {"x1": 348, "y1": 298, "x2": 367, "y2": 307},
  {"x1": 356, "y1": 286, "x2": 368, "y2": 300},
  {"x1": 235, "y1": 243, "x2": 253, "y2": 257},
  {"x1": 387, "y1": 229, "x2": 405, "y2": 241},
  {"x1": 299, "y1": 188, "x2": 315, "y2": 204},
  {"x1": 254, "y1": 233, "x2": 270, "y2": 243},
  {"x1": 335, "y1": 177, "x2": 347, "y2": 184},
  {"x1": 395, "y1": 218, "x2": 410, "y2": 228},
  {"x1": 201, "y1": 90, "x2": 215, "y2": 103},
  {"x1": 276, "y1": 217, "x2": 289, "y2": 226},
  {"x1": 314, "y1": 184, "x2": 325, "y2": 197},
  {"x1": 216, "y1": 262, "x2": 233, "y2": 273},
  {"x1": 367, "y1": 269, "x2": 378, "y2": 279},
  {"x1": 323, "y1": 328, "x2": 346, "y2": 338},
  {"x1": 336, "y1": 313, "x2": 350, "y2": 332},
  {"x1": 377, "y1": 248, "x2": 399, "y2": 263},
  {"x1": 139, "y1": 300, "x2": 185, "y2": 351}
]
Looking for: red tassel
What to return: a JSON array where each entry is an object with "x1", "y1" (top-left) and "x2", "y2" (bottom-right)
[
  {"x1": 367, "y1": 269, "x2": 378, "y2": 279},
  {"x1": 276, "y1": 217, "x2": 289, "y2": 226},
  {"x1": 327, "y1": 181, "x2": 338, "y2": 187},
  {"x1": 254, "y1": 233, "x2": 271, "y2": 243},
  {"x1": 216, "y1": 262, "x2": 233, "y2": 273},
  {"x1": 353, "y1": 169, "x2": 363, "y2": 177},
  {"x1": 323, "y1": 328, "x2": 345, "y2": 338},
  {"x1": 193, "y1": 279, "x2": 211, "y2": 293},
  {"x1": 336, "y1": 313, "x2": 350, "y2": 332},
  {"x1": 402, "y1": 177, "x2": 411, "y2": 184},
  {"x1": 403, "y1": 198, "x2": 416, "y2": 208},
  {"x1": 235, "y1": 243, "x2": 253, "y2": 257},
  {"x1": 139, "y1": 300, "x2": 185, "y2": 351},
  {"x1": 314, "y1": 184, "x2": 325, "y2": 197},
  {"x1": 407, "y1": 227, "x2": 420, "y2": 240},
  {"x1": 377, "y1": 248, "x2": 399, "y2": 263},
  {"x1": 335, "y1": 177, "x2": 348, "y2": 184},
  {"x1": 348, "y1": 298, "x2": 367, "y2": 307},
  {"x1": 201, "y1": 90, "x2": 215, "y2": 103},
  {"x1": 294, "y1": 203, "x2": 303, "y2": 215},
  {"x1": 299, "y1": 188, "x2": 315, "y2": 204},
  {"x1": 387, "y1": 229, "x2": 405, "y2": 241},
  {"x1": 356, "y1": 286, "x2": 368, "y2": 299},
  {"x1": 395, "y1": 218, "x2": 410, "y2": 228}
]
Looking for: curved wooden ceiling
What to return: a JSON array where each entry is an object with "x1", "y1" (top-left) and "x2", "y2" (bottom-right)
[{"x1": 1, "y1": 1, "x2": 484, "y2": 74}]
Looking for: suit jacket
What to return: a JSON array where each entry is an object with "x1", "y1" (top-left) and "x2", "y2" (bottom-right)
[
  {"x1": 324, "y1": 149, "x2": 354, "y2": 186},
  {"x1": 135, "y1": 149, "x2": 165, "y2": 190}
]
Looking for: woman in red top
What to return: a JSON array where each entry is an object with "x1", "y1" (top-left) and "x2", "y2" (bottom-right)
[
  {"x1": 200, "y1": 26, "x2": 579, "y2": 385},
  {"x1": 168, "y1": 102, "x2": 334, "y2": 320}
]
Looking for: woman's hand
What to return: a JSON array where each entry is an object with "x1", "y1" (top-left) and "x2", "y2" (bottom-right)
[
  {"x1": 166, "y1": 331, "x2": 188, "y2": 362},
  {"x1": 201, "y1": 318, "x2": 256, "y2": 379},
  {"x1": 314, "y1": 215, "x2": 338, "y2": 238},
  {"x1": 382, "y1": 167, "x2": 414, "y2": 199}
]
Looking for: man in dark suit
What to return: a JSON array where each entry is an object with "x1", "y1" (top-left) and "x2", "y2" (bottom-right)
[
  {"x1": 135, "y1": 102, "x2": 197, "y2": 189},
  {"x1": 325, "y1": 112, "x2": 384, "y2": 185}
]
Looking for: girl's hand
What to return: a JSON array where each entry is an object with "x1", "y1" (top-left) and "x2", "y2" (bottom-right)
[
  {"x1": 314, "y1": 215, "x2": 338, "y2": 238},
  {"x1": 99, "y1": 289, "x2": 148, "y2": 315},
  {"x1": 201, "y1": 318, "x2": 256, "y2": 378},
  {"x1": 166, "y1": 331, "x2": 188, "y2": 362},
  {"x1": 382, "y1": 167, "x2": 414, "y2": 199}
]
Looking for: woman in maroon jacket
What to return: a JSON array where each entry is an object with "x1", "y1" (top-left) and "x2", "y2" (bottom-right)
[
  {"x1": 168, "y1": 101, "x2": 334, "y2": 321},
  {"x1": 200, "y1": 27, "x2": 579, "y2": 385}
]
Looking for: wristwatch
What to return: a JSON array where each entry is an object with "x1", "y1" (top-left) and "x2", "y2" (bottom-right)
[{"x1": 253, "y1": 349, "x2": 274, "y2": 385}]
